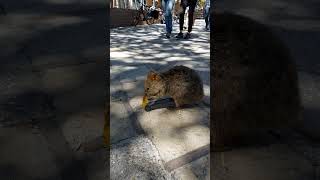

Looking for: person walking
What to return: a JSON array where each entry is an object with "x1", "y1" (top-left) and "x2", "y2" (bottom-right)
[
  {"x1": 203, "y1": 0, "x2": 210, "y2": 30},
  {"x1": 175, "y1": 0, "x2": 198, "y2": 39},
  {"x1": 162, "y1": 0, "x2": 175, "y2": 38}
]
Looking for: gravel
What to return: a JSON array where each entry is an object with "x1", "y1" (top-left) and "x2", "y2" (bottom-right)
[{"x1": 110, "y1": 135, "x2": 172, "y2": 180}]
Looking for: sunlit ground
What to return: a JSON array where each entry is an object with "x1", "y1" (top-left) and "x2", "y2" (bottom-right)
[
  {"x1": 110, "y1": 19, "x2": 210, "y2": 179},
  {"x1": 110, "y1": 19, "x2": 210, "y2": 96}
]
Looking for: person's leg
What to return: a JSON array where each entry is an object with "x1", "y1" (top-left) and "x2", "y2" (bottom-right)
[
  {"x1": 204, "y1": 6, "x2": 209, "y2": 29},
  {"x1": 187, "y1": 4, "x2": 196, "y2": 33},
  {"x1": 165, "y1": 0, "x2": 175, "y2": 34},
  {"x1": 179, "y1": 6, "x2": 186, "y2": 32},
  {"x1": 208, "y1": 7, "x2": 210, "y2": 29},
  {"x1": 162, "y1": 0, "x2": 166, "y2": 14},
  {"x1": 162, "y1": 0, "x2": 170, "y2": 34},
  {"x1": 205, "y1": 16, "x2": 208, "y2": 29},
  {"x1": 176, "y1": 5, "x2": 186, "y2": 38}
]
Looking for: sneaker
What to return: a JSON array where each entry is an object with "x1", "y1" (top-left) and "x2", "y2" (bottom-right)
[
  {"x1": 176, "y1": 32, "x2": 183, "y2": 39},
  {"x1": 166, "y1": 33, "x2": 171, "y2": 39},
  {"x1": 183, "y1": 32, "x2": 191, "y2": 39}
]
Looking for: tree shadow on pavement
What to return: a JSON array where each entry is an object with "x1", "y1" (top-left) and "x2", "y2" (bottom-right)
[
  {"x1": 0, "y1": 1, "x2": 108, "y2": 180},
  {"x1": 110, "y1": 21, "x2": 210, "y2": 177},
  {"x1": 215, "y1": 0, "x2": 320, "y2": 74}
]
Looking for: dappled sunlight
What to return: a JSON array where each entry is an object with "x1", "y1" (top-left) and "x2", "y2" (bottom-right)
[
  {"x1": 41, "y1": 65, "x2": 86, "y2": 91},
  {"x1": 0, "y1": 13, "x2": 89, "y2": 41},
  {"x1": 203, "y1": 85, "x2": 210, "y2": 97},
  {"x1": 137, "y1": 108, "x2": 210, "y2": 162},
  {"x1": 110, "y1": 20, "x2": 210, "y2": 69},
  {"x1": 0, "y1": 2, "x2": 108, "y2": 180},
  {"x1": 110, "y1": 19, "x2": 210, "y2": 171},
  {"x1": 61, "y1": 107, "x2": 104, "y2": 150},
  {"x1": 110, "y1": 65, "x2": 137, "y2": 78},
  {"x1": 110, "y1": 51, "x2": 135, "y2": 58},
  {"x1": 110, "y1": 67, "x2": 210, "y2": 163},
  {"x1": 117, "y1": 66, "x2": 149, "y2": 83},
  {"x1": 165, "y1": 56, "x2": 193, "y2": 61},
  {"x1": 110, "y1": 101, "x2": 136, "y2": 144},
  {"x1": 174, "y1": 125, "x2": 210, "y2": 152}
]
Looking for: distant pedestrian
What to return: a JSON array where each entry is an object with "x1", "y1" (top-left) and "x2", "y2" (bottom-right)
[
  {"x1": 175, "y1": 0, "x2": 198, "y2": 39},
  {"x1": 203, "y1": 0, "x2": 210, "y2": 30},
  {"x1": 162, "y1": 0, "x2": 175, "y2": 38}
]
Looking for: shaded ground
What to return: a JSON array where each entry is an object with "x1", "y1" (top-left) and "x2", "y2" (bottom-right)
[
  {"x1": 215, "y1": 0, "x2": 320, "y2": 139},
  {"x1": 0, "y1": 1, "x2": 108, "y2": 180},
  {"x1": 213, "y1": 1, "x2": 320, "y2": 179}
]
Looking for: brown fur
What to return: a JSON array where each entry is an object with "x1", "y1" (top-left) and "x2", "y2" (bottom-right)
[
  {"x1": 212, "y1": 12, "x2": 302, "y2": 150},
  {"x1": 144, "y1": 65, "x2": 204, "y2": 107}
]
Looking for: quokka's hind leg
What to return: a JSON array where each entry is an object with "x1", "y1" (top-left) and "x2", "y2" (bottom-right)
[
  {"x1": 171, "y1": 95, "x2": 191, "y2": 108},
  {"x1": 173, "y1": 98, "x2": 183, "y2": 108}
]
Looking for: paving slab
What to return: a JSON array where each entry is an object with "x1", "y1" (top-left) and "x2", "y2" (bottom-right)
[
  {"x1": 212, "y1": 143, "x2": 314, "y2": 180},
  {"x1": 171, "y1": 154, "x2": 210, "y2": 180},
  {"x1": 32, "y1": 61, "x2": 106, "y2": 180},
  {"x1": 0, "y1": 13, "x2": 48, "y2": 57},
  {"x1": 39, "y1": 62, "x2": 105, "y2": 113},
  {"x1": 36, "y1": 62, "x2": 106, "y2": 149},
  {"x1": 0, "y1": 68, "x2": 41, "y2": 100},
  {"x1": 137, "y1": 107, "x2": 210, "y2": 163},
  {"x1": 78, "y1": 148, "x2": 109, "y2": 180},
  {"x1": 59, "y1": 108, "x2": 104, "y2": 151},
  {"x1": 110, "y1": 67, "x2": 146, "y2": 144},
  {"x1": 110, "y1": 135, "x2": 171, "y2": 180},
  {"x1": 0, "y1": 127, "x2": 61, "y2": 180},
  {"x1": 298, "y1": 71, "x2": 320, "y2": 139},
  {"x1": 23, "y1": 11, "x2": 106, "y2": 69},
  {"x1": 110, "y1": 101, "x2": 138, "y2": 144}
]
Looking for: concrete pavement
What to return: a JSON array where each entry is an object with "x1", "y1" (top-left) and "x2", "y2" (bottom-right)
[
  {"x1": 0, "y1": 2, "x2": 108, "y2": 180},
  {"x1": 215, "y1": 0, "x2": 320, "y2": 140},
  {"x1": 110, "y1": 19, "x2": 210, "y2": 179},
  {"x1": 213, "y1": 1, "x2": 320, "y2": 180}
]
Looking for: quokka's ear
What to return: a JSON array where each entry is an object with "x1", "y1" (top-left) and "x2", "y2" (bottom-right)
[
  {"x1": 148, "y1": 70, "x2": 157, "y2": 76},
  {"x1": 147, "y1": 71, "x2": 161, "y2": 81}
]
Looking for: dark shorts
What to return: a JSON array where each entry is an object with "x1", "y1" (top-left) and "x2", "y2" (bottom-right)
[{"x1": 181, "y1": 0, "x2": 197, "y2": 10}]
